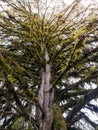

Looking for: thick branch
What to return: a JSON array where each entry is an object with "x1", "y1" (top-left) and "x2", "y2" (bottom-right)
[{"x1": 66, "y1": 86, "x2": 98, "y2": 124}]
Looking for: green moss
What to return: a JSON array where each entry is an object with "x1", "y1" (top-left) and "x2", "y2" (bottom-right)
[
  {"x1": 0, "y1": 55, "x2": 10, "y2": 70},
  {"x1": 11, "y1": 117, "x2": 25, "y2": 130},
  {"x1": 27, "y1": 122, "x2": 33, "y2": 130},
  {"x1": 53, "y1": 103, "x2": 67, "y2": 130},
  {"x1": 25, "y1": 88, "x2": 38, "y2": 102},
  {"x1": 73, "y1": 26, "x2": 87, "y2": 37},
  {"x1": 8, "y1": 75, "x2": 16, "y2": 83}
]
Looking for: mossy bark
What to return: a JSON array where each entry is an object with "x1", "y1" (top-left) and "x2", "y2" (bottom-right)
[
  {"x1": 36, "y1": 50, "x2": 54, "y2": 130},
  {"x1": 53, "y1": 104, "x2": 67, "y2": 130}
]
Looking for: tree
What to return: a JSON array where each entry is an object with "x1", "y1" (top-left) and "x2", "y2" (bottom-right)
[{"x1": 0, "y1": 0, "x2": 98, "y2": 130}]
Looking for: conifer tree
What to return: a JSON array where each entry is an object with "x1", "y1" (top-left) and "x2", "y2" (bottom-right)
[{"x1": 0, "y1": 0, "x2": 98, "y2": 130}]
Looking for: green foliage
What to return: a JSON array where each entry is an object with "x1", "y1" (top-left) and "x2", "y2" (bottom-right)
[
  {"x1": 89, "y1": 14, "x2": 96, "y2": 22},
  {"x1": 73, "y1": 26, "x2": 87, "y2": 38},
  {"x1": 53, "y1": 104, "x2": 67, "y2": 130},
  {"x1": 27, "y1": 122, "x2": 33, "y2": 130},
  {"x1": 8, "y1": 75, "x2": 16, "y2": 83},
  {"x1": 0, "y1": 55, "x2": 10, "y2": 71},
  {"x1": 11, "y1": 117, "x2": 25, "y2": 130}
]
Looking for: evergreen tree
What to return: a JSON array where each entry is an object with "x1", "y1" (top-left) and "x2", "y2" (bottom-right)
[{"x1": 0, "y1": 0, "x2": 98, "y2": 130}]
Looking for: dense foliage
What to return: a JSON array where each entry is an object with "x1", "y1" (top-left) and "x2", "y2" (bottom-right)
[{"x1": 0, "y1": 0, "x2": 98, "y2": 130}]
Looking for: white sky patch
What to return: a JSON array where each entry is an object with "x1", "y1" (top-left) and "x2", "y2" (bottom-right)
[
  {"x1": 63, "y1": 0, "x2": 98, "y2": 5},
  {"x1": 82, "y1": 106, "x2": 98, "y2": 123}
]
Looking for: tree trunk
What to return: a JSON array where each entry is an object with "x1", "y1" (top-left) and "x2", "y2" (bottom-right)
[{"x1": 36, "y1": 50, "x2": 54, "y2": 130}]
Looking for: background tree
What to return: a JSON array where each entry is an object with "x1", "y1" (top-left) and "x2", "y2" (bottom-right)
[{"x1": 0, "y1": 0, "x2": 98, "y2": 130}]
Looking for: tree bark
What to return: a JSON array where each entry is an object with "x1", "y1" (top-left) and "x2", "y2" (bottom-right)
[{"x1": 36, "y1": 50, "x2": 54, "y2": 130}]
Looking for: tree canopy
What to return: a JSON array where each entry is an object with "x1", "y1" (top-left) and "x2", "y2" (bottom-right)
[{"x1": 0, "y1": 0, "x2": 98, "y2": 130}]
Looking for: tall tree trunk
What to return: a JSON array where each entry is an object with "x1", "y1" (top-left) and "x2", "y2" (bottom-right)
[{"x1": 36, "y1": 50, "x2": 54, "y2": 130}]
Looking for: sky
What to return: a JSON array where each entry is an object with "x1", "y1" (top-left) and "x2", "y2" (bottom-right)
[{"x1": 64, "y1": 0, "x2": 98, "y2": 4}]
